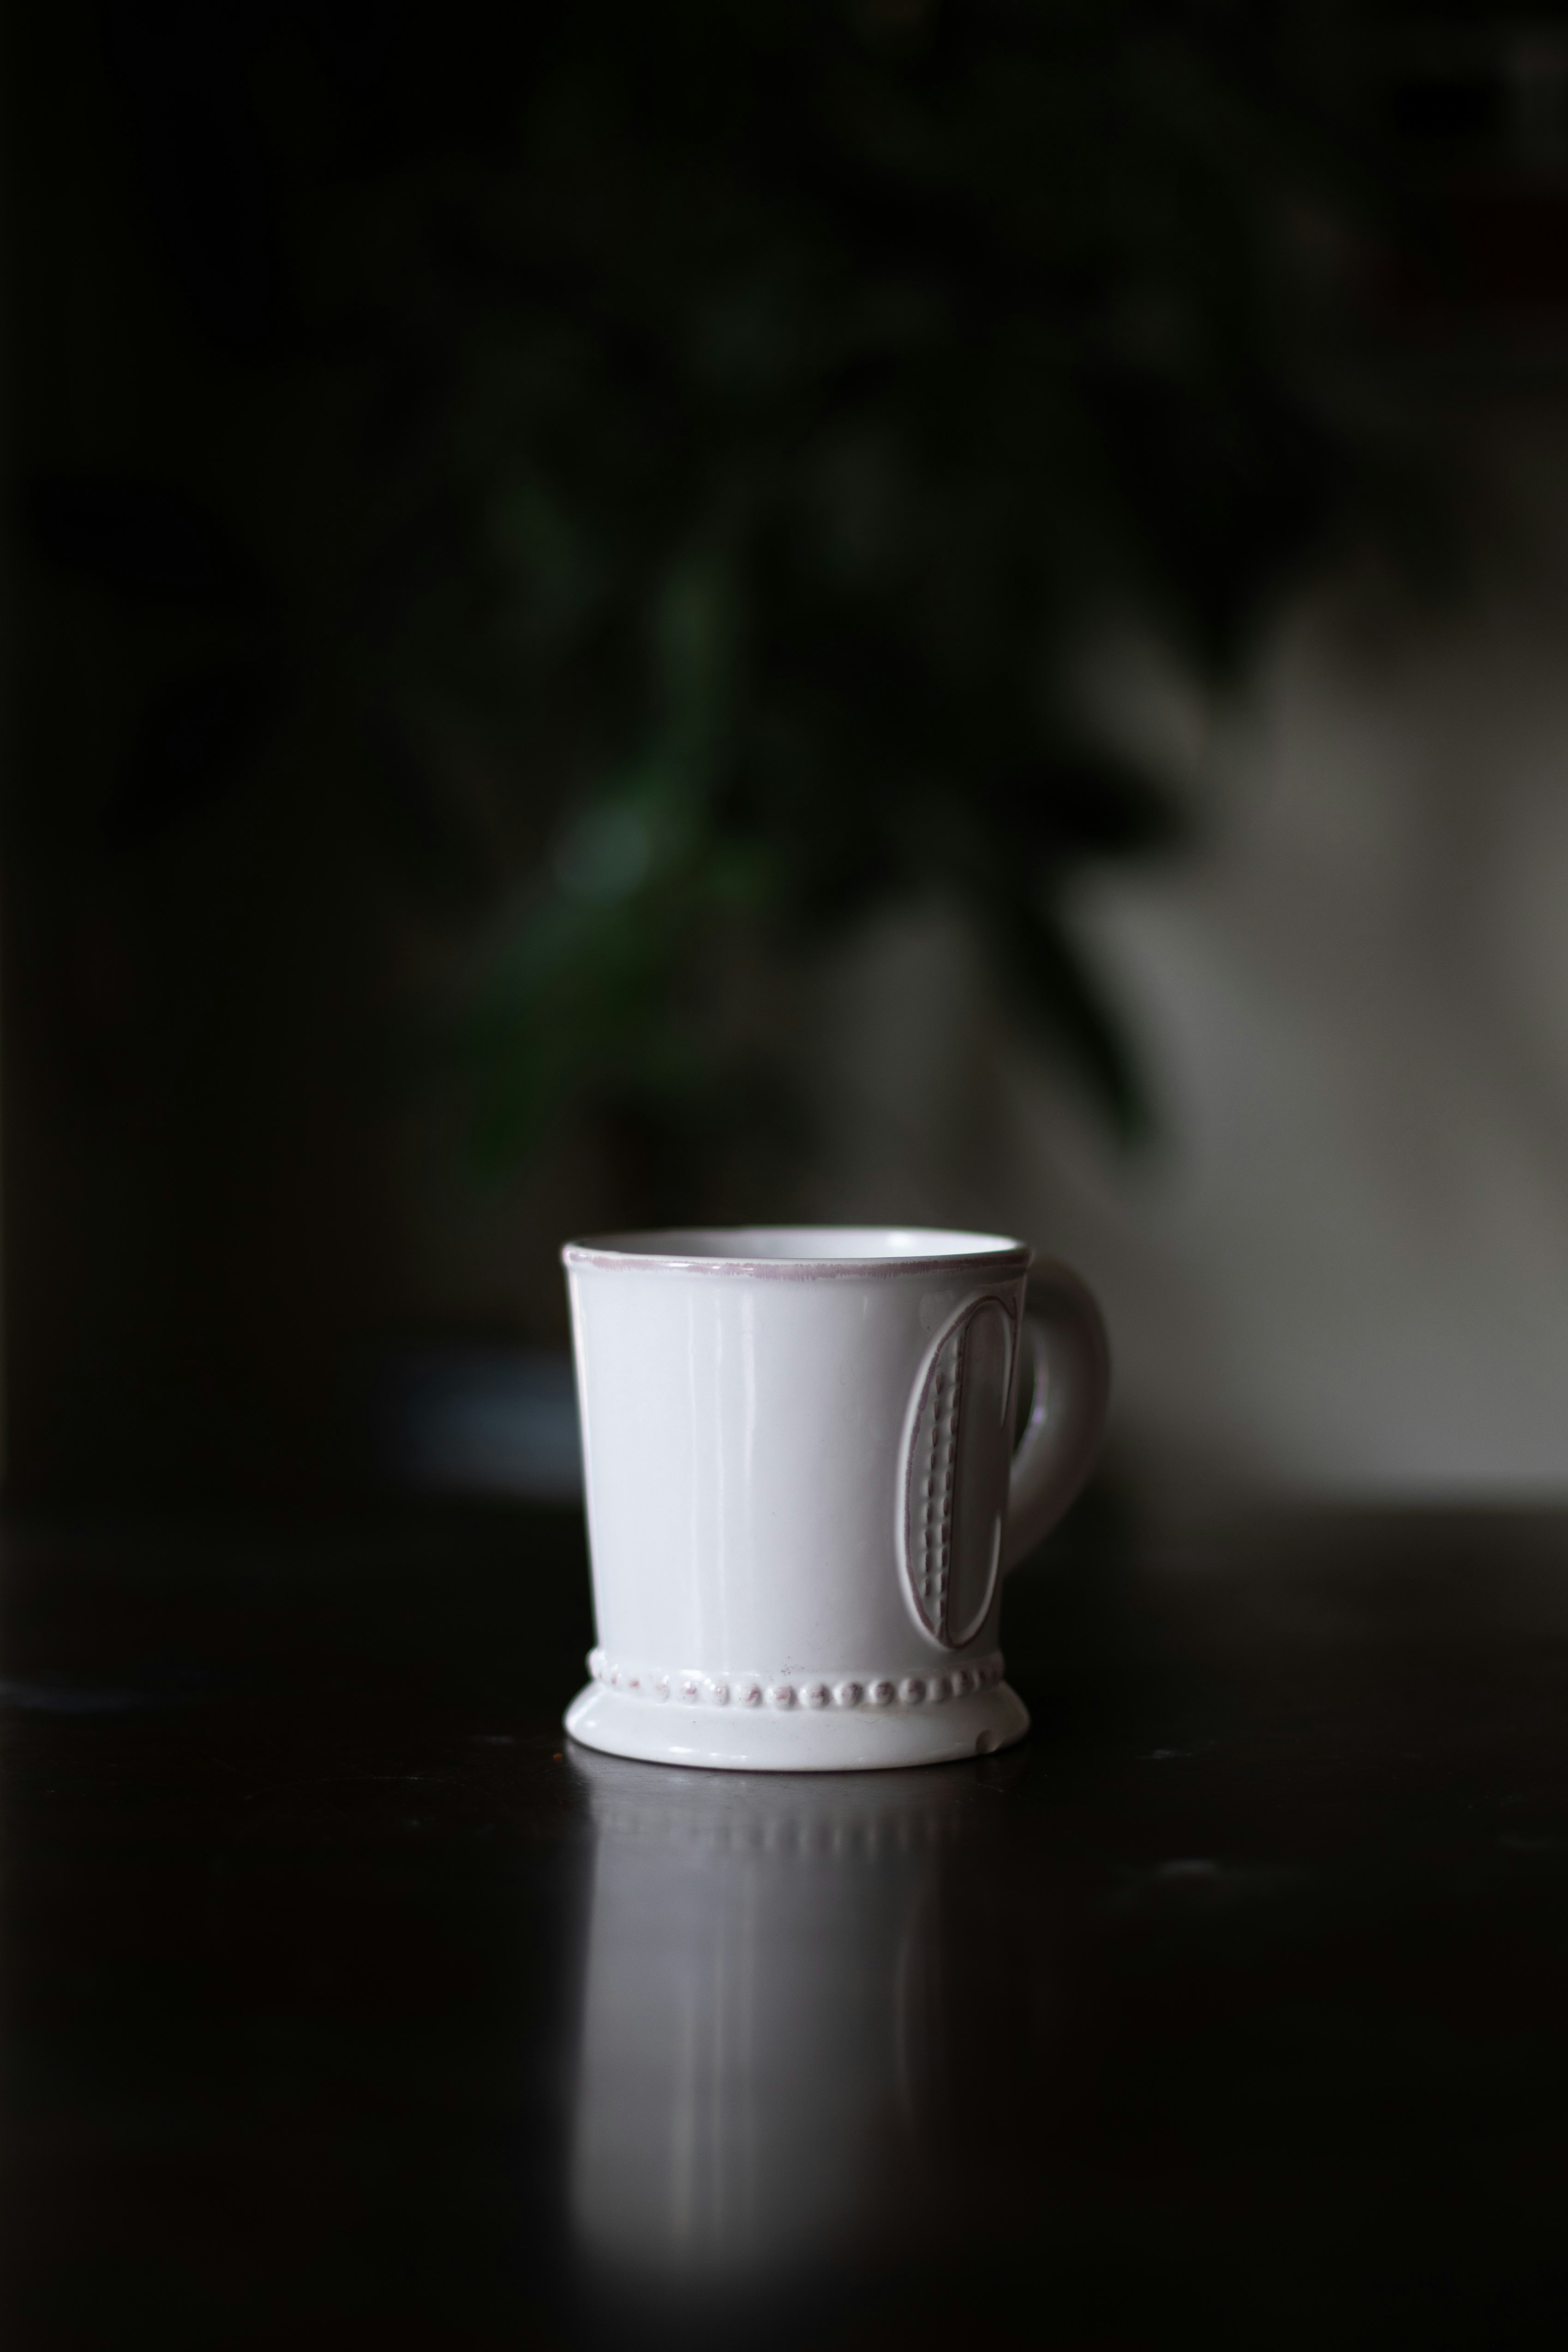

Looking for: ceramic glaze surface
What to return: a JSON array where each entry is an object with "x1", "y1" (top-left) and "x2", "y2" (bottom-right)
[
  {"x1": 562, "y1": 1227, "x2": 1109, "y2": 1771},
  {"x1": 904, "y1": 1297, "x2": 1014, "y2": 1648}
]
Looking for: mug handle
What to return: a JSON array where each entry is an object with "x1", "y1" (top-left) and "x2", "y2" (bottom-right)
[{"x1": 1003, "y1": 1261, "x2": 1112, "y2": 1572}]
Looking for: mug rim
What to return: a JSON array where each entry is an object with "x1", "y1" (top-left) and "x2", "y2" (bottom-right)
[{"x1": 560, "y1": 1225, "x2": 1033, "y2": 1280}]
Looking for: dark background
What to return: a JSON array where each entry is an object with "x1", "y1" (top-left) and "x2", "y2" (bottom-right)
[
  {"x1": 4, "y1": 0, "x2": 1564, "y2": 1508},
  {"x1": 9, "y1": 21, "x2": 1568, "y2": 2347}
]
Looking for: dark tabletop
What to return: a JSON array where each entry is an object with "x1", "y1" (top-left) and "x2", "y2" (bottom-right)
[{"x1": 3, "y1": 1501, "x2": 1568, "y2": 2350}]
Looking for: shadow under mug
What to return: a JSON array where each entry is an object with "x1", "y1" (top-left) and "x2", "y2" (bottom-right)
[
  {"x1": 567, "y1": 1746, "x2": 1031, "y2": 2294},
  {"x1": 562, "y1": 1226, "x2": 1110, "y2": 1771}
]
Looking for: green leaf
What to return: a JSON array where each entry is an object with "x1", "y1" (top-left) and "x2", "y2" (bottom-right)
[{"x1": 985, "y1": 894, "x2": 1153, "y2": 1147}]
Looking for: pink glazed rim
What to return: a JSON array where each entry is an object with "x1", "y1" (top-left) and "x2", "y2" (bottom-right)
[{"x1": 560, "y1": 1227, "x2": 1035, "y2": 1280}]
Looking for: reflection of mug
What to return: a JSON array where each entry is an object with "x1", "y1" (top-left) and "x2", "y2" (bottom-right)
[
  {"x1": 563, "y1": 1227, "x2": 1109, "y2": 1770},
  {"x1": 567, "y1": 1749, "x2": 1024, "y2": 2288}
]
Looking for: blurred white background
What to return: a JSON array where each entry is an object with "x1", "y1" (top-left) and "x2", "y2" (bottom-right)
[{"x1": 815, "y1": 402, "x2": 1568, "y2": 1499}]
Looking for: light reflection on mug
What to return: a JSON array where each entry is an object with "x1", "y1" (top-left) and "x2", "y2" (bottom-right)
[{"x1": 567, "y1": 1750, "x2": 1024, "y2": 2287}]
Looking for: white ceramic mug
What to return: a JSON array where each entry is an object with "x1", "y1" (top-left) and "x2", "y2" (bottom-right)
[{"x1": 562, "y1": 1227, "x2": 1110, "y2": 1771}]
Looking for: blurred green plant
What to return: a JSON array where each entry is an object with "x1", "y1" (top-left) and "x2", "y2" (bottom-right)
[{"x1": 30, "y1": 0, "x2": 1411, "y2": 1215}]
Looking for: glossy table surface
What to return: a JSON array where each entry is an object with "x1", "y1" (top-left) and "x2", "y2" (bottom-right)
[{"x1": 4, "y1": 1503, "x2": 1568, "y2": 2349}]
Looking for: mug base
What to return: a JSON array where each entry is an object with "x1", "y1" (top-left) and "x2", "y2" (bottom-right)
[{"x1": 562, "y1": 1678, "x2": 1029, "y2": 1772}]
